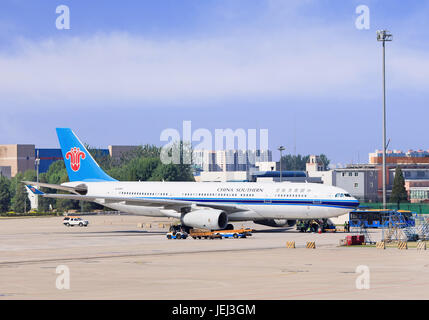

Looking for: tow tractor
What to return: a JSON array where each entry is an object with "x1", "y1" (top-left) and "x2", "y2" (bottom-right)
[
  {"x1": 166, "y1": 225, "x2": 188, "y2": 239},
  {"x1": 296, "y1": 219, "x2": 335, "y2": 233}
]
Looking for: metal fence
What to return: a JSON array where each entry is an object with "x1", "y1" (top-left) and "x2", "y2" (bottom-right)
[{"x1": 360, "y1": 202, "x2": 429, "y2": 214}]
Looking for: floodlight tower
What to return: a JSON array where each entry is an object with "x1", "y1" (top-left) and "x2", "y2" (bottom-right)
[
  {"x1": 35, "y1": 150, "x2": 40, "y2": 211},
  {"x1": 278, "y1": 146, "x2": 285, "y2": 182},
  {"x1": 377, "y1": 30, "x2": 392, "y2": 209}
]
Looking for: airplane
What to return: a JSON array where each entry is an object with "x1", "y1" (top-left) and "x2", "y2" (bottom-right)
[{"x1": 25, "y1": 128, "x2": 359, "y2": 231}]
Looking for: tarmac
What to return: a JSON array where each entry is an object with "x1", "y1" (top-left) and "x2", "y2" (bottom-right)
[{"x1": 0, "y1": 214, "x2": 428, "y2": 299}]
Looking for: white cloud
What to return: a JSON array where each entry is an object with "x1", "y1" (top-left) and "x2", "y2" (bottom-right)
[{"x1": 0, "y1": 27, "x2": 427, "y2": 109}]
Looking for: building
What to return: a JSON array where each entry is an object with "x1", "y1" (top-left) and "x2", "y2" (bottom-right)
[
  {"x1": 250, "y1": 171, "x2": 319, "y2": 183},
  {"x1": 306, "y1": 155, "x2": 334, "y2": 185},
  {"x1": 192, "y1": 149, "x2": 272, "y2": 173},
  {"x1": 306, "y1": 155, "x2": 325, "y2": 172},
  {"x1": 255, "y1": 161, "x2": 276, "y2": 172},
  {"x1": 0, "y1": 144, "x2": 35, "y2": 177},
  {"x1": 0, "y1": 144, "x2": 115, "y2": 177},
  {"x1": 195, "y1": 169, "x2": 318, "y2": 183},
  {"x1": 108, "y1": 145, "x2": 139, "y2": 163},
  {"x1": 0, "y1": 145, "x2": 66, "y2": 177},
  {"x1": 194, "y1": 160, "x2": 316, "y2": 183},
  {"x1": 308, "y1": 149, "x2": 429, "y2": 202},
  {"x1": 195, "y1": 171, "x2": 249, "y2": 182},
  {"x1": 35, "y1": 148, "x2": 63, "y2": 173},
  {"x1": 405, "y1": 178, "x2": 429, "y2": 203},
  {"x1": 333, "y1": 166, "x2": 379, "y2": 202},
  {"x1": 369, "y1": 149, "x2": 429, "y2": 164},
  {"x1": 0, "y1": 166, "x2": 11, "y2": 179},
  {"x1": 327, "y1": 162, "x2": 429, "y2": 203},
  {"x1": 409, "y1": 187, "x2": 429, "y2": 203},
  {"x1": 190, "y1": 150, "x2": 327, "y2": 183}
]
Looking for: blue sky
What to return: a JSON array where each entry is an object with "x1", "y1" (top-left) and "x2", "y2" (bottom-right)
[{"x1": 1, "y1": 0, "x2": 428, "y2": 166}]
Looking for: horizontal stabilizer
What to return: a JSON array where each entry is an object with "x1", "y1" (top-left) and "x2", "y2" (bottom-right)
[
  {"x1": 22, "y1": 181, "x2": 85, "y2": 195},
  {"x1": 26, "y1": 185, "x2": 45, "y2": 195}
]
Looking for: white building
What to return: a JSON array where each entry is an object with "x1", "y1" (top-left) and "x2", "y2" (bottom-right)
[
  {"x1": 193, "y1": 149, "x2": 272, "y2": 173},
  {"x1": 306, "y1": 155, "x2": 334, "y2": 185},
  {"x1": 195, "y1": 171, "x2": 249, "y2": 182}
]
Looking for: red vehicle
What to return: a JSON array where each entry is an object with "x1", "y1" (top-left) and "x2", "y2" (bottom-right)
[{"x1": 345, "y1": 235, "x2": 364, "y2": 245}]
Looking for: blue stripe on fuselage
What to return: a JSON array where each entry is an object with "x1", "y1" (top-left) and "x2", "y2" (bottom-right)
[{"x1": 130, "y1": 196, "x2": 359, "y2": 209}]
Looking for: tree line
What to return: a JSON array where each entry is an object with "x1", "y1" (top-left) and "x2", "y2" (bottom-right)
[
  {"x1": 280, "y1": 154, "x2": 330, "y2": 171},
  {"x1": 0, "y1": 144, "x2": 194, "y2": 214}
]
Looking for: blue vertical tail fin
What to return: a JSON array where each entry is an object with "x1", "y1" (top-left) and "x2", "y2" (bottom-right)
[{"x1": 56, "y1": 128, "x2": 116, "y2": 182}]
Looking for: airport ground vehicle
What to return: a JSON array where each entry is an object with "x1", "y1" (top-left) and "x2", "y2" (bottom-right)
[
  {"x1": 63, "y1": 216, "x2": 89, "y2": 227},
  {"x1": 166, "y1": 231, "x2": 188, "y2": 239},
  {"x1": 189, "y1": 229, "x2": 222, "y2": 239},
  {"x1": 296, "y1": 219, "x2": 335, "y2": 233},
  {"x1": 166, "y1": 225, "x2": 188, "y2": 239},
  {"x1": 189, "y1": 228, "x2": 252, "y2": 239},
  {"x1": 349, "y1": 209, "x2": 415, "y2": 228},
  {"x1": 213, "y1": 228, "x2": 253, "y2": 239},
  {"x1": 215, "y1": 232, "x2": 246, "y2": 239}
]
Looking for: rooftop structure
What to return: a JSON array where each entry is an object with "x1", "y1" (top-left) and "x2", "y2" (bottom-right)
[{"x1": 369, "y1": 149, "x2": 429, "y2": 164}]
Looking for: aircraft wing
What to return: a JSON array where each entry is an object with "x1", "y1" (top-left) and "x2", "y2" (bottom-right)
[{"x1": 27, "y1": 186, "x2": 246, "y2": 214}]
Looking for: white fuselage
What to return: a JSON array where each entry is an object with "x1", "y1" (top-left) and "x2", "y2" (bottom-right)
[{"x1": 65, "y1": 181, "x2": 359, "y2": 221}]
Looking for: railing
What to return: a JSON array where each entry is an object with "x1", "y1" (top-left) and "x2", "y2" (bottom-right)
[{"x1": 360, "y1": 202, "x2": 429, "y2": 214}]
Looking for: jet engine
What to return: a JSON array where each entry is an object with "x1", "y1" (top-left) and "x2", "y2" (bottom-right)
[
  {"x1": 254, "y1": 219, "x2": 296, "y2": 227},
  {"x1": 181, "y1": 209, "x2": 228, "y2": 230}
]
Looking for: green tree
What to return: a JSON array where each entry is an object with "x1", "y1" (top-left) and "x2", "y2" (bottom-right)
[
  {"x1": 37, "y1": 172, "x2": 56, "y2": 212},
  {"x1": 318, "y1": 154, "x2": 330, "y2": 170},
  {"x1": 0, "y1": 176, "x2": 11, "y2": 213},
  {"x1": 149, "y1": 164, "x2": 194, "y2": 182},
  {"x1": 119, "y1": 145, "x2": 161, "y2": 165},
  {"x1": 280, "y1": 154, "x2": 309, "y2": 171},
  {"x1": 150, "y1": 164, "x2": 180, "y2": 181},
  {"x1": 127, "y1": 157, "x2": 161, "y2": 181},
  {"x1": 86, "y1": 145, "x2": 114, "y2": 171},
  {"x1": 390, "y1": 166, "x2": 408, "y2": 205},
  {"x1": 45, "y1": 160, "x2": 68, "y2": 185},
  {"x1": 10, "y1": 177, "x2": 30, "y2": 213},
  {"x1": 280, "y1": 154, "x2": 331, "y2": 171},
  {"x1": 43, "y1": 160, "x2": 79, "y2": 212}
]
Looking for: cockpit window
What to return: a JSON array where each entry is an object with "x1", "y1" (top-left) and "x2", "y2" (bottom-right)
[{"x1": 335, "y1": 193, "x2": 352, "y2": 198}]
